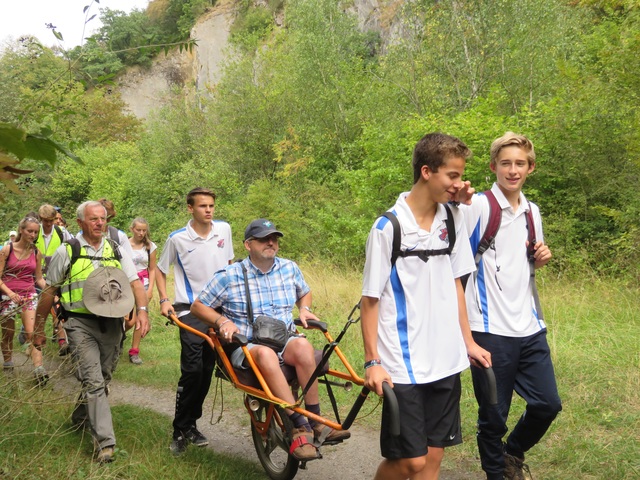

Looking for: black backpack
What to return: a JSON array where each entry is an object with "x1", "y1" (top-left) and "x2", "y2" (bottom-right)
[{"x1": 382, "y1": 204, "x2": 456, "y2": 267}]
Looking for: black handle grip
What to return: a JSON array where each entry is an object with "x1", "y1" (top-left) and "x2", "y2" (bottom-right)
[
  {"x1": 342, "y1": 386, "x2": 370, "y2": 431},
  {"x1": 484, "y1": 367, "x2": 498, "y2": 406},
  {"x1": 294, "y1": 318, "x2": 328, "y2": 332},
  {"x1": 382, "y1": 382, "x2": 400, "y2": 437},
  {"x1": 341, "y1": 381, "x2": 399, "y2": 436}
]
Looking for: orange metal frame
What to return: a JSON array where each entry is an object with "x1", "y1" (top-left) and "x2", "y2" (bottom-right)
[{"x1": 168, "y1": 313, "x2": 364, "y2": 432}]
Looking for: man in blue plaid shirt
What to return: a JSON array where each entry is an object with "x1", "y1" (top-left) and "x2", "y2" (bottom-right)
[{"x1": 191, "y1": 218, "x2": 350, "y2": 462}]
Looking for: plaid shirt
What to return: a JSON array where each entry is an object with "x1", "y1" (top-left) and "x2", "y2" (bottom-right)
[{"x1": 197, "y1": 257, "x2": 310, "y2": 339}]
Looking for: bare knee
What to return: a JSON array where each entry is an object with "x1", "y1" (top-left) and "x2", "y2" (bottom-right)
[
  {"x1": 426, "y1": 446, "x2": 444, "y2": 464},
  {"x1": 376, "y1": 456, "x2": 428, "y2": 479},
  {"x1": 284, "y1": 338, "x2": 314, "y2": 365},
  {"x1": 250, "y1": 346, "x2": 280, "y2": 371}
]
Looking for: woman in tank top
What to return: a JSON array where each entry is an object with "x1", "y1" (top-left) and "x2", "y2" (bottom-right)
[
  {"x1": 125, "y1": 217, "x2": 157, "y2": 365},
  {"x1": 0, "y1": 216, "x2": 46, "y2": 378}
]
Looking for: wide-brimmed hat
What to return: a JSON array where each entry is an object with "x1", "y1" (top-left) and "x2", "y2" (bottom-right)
[
  {"x1": 83, "y1": 267, "x2": 134, "y2": 318},
  {"x1": 244, "y1": 218, "x2": 284, "y2": 241}
]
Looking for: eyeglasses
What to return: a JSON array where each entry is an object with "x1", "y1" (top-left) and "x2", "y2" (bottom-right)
[{"x1": 250, "y1": 235, "x2": 280, "y2": 243}]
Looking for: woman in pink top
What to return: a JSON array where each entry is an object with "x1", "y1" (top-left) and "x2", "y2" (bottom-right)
[{"x1": 0, "y1": 216, "x2": 46, "y2": 380}]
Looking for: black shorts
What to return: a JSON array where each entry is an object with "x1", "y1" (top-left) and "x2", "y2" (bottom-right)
[{"x1": 381, "y1": 373, "x2": 462, "y2": 460}]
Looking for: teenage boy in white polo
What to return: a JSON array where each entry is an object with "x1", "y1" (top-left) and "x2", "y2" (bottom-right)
[
  {"x1": 460, "y1": 132, "x2": 561, "y2": 480},
  {"x1": 156, "y1": 187, "x2": 234, "y2": 455},
  {"x1": 361, "y1": 132, "x2": 491, "y2": 480}
]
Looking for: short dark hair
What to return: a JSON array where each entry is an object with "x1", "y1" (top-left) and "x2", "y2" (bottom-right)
[
  {"x1": 186, "y1": 187, "x2": 216, "y2": 206},
  {"x1": 412, "y1": 133, "x2": 471, "y2": 183}
]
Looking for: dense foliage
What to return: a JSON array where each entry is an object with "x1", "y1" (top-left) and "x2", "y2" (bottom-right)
[
  {"x1": 69, "y1": 0, "x2": 212, "y2": 82},
  {"x1": 2, "y1": 0, "x2": 639, "y2": 282}
]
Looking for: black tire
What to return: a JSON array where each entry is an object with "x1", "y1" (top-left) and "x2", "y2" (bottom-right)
[{"x1": 250, "y1": 399, "x2": 299, "y2": 480}]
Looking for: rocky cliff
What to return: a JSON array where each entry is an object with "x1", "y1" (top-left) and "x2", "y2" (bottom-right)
[{"x1": 117, "y1": 0, "x2": 396, "y2": 119}]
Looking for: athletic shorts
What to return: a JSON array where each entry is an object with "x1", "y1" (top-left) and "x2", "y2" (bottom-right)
[{"x1": 380, "y1": 373, "x2": 462, "y2": 460}]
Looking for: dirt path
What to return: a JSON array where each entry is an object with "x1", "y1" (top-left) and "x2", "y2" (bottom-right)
[{"x1": 16, "y1": 352, "x2": 481, "y2": 480}]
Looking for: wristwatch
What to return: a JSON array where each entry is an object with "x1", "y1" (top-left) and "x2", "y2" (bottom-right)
[
  {"x1": 137, "y1": 306, "x2": 148, "y2": 313},
  {"x1": 302, "y1": 306, "x2": 312, "y2": 312}
]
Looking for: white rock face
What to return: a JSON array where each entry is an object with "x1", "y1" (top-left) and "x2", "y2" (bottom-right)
[
  {"x1": 118, "y1": 49, "x2": 193, "y2": 119},
  {"x1": 117, "y1": 0, "x2": 395, "y2": 119},
  {"x1": 191, "y1": 3, "x2": 235, "y2": 92},
  {"x1": 117, "y1": 1, "x2": 235, "y2": 118}
]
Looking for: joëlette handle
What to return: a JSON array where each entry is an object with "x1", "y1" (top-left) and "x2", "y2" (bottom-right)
[{"x1": 342, "y1": 381, "x2": 400, "y2": 437}]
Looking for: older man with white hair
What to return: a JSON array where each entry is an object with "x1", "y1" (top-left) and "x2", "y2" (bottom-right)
[{"x1": 35, "y1": 200, "x2": 150, "y2": 464}]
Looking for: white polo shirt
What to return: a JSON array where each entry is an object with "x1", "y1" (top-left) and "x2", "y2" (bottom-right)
[
  {"x1": 362, "y1": 193, "x2": 475, "y2": 384},
  {"x1": 157, "y1": 220, "x2": 234, "y2": 313},
  {"x1": 461, "y1": 183, "x2": 546, "y2": 337}
]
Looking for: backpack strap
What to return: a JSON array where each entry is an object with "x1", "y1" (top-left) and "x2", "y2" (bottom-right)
[
  {"x1": 105, "y1": 237, "x2": 123, "y2": 262},
  {"x1": 524, "y1": 204, "x2": 536, "y2": 261},
  {"x1": 474, "y1": 190, "x2": 502, "y2": 265},
  {"x1": 64, "y1": 238, "x2": 82, "y2": 279},
  {"x1": 108, "y1": 225, "x2": 120, "y2": 244},
  {"x1": 381, "y1": 212, "x2": 402, "y2": 267},
  {"x1": 2, "y1": 243, "x2": 14, "y2": 278},
  {"x1": 382, "y1": 205, "x2": 456, "y2": 267},
  {"x1": 54, "y1": 225, "x2": 64, "y2": 243},
  {"x1": 523, "y1": 202, "x2": 543, "y2": 322}
]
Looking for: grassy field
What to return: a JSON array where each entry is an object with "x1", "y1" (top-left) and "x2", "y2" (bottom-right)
[{"x1": 1, "y1": 266, "x2": 638, "y2": 479}]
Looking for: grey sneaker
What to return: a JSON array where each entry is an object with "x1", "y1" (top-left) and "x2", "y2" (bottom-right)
[
  {"x1": 18, "y1": 326, "x2": 26, "y2": 345},
  {"x1": 504, "y1": 451, "x2": 533, "y2": 480},
  {"x1": 3, "y1": 360, "x2": 14, "y2": 372},
  {"x1": 170, "y1": 435, "x2": 188, "y2": 455},
  {"x1": 185, "y1": 427, "x2": 208, "y2": 447},
  {"x1": 34, "y1": 365, "x2": 49, "y2": 387},
  {"x1": 96, "y1": 446, "x2": 115, "y2": 464},
  {"x1": 129, "y1": 354, "x2": 143, "y2": 365}
]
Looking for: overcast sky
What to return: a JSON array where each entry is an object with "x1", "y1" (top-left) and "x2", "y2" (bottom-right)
[{"x1": 0, "y1": 0, "x2": 150, "y2": 49}]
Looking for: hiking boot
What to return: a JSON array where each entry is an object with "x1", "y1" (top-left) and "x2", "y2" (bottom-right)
[
  {"x1": 58, "y1": 341, "x2": 71, "y2": 356},
  {"x1": 18, "y1": 326, "x2": 26, "y2": 345},
  {"x1": 34, "y1": 365, "x2": 49, "y2": 387},
  {"x1": 129, "y1": 354, "x2": 143, "y2": 365},
  {"x1": 96, "y1": 446, "x2": 115, "y2": 464},
  {"x1": 289, "y1": 427, "x2": 319, "y2": 462},
  {"x1": 170, "y1": 435, "x2": 188, "y2": 456},
  {"x1": 3, "y1": 360, "x2": 14, "y2": 372},
  {"x1": 312, "y1": 423, "x2": 351, "y2": 445},
  {"x1": 504, "y1": 451, "x2": 533, "y2": 480},
  {"x1": 185, "y1": 427, "x2": 208, "y2": 447}
]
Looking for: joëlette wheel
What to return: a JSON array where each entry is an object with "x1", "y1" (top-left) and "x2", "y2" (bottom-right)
[{"x1": 250, "y1": 399, "x2": 299, "y2": 480}]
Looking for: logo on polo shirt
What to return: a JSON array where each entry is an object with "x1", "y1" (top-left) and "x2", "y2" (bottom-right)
[
  {"x1": 217, "y1": 239, "x2": 225, "y2": 249},
  {"x1": 439, "y1": 228, "x2": 449, "y2": 242}
]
